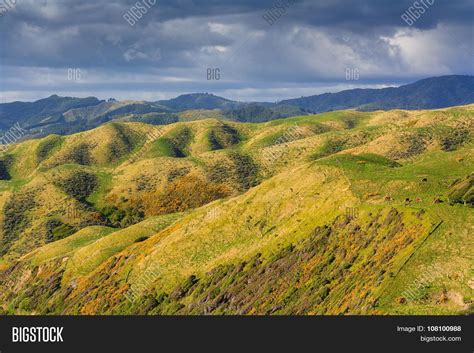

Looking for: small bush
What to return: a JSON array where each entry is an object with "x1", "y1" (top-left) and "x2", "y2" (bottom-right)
[
  {"x1": 45, "y1": 219, "x2": 76, "y2": 242},
  {"x1": 1, "y1": 191, "x2": 37, "y2": 256},
  {"x1": 134, "y1": 236, "x2": 149, "y2": 243},
  {"x1": 313, "y1": 139, "x2": 346, "y2": 159},
  {"x1": 440, "y1": 128, "x2": 469, "y2": 152},
  {"x1": 55, "y1": 171, "x2": 98, "y2": 202},
  {"x1": 228, "y1": 152, "x2": 260, "y2": 191},
  {"x1": 167, "y1": 167, "x2": 190, "y2": 182},
  {"x1": 208, "y1": 124, "x2": 240, "y2": 150},
  {"x1": 101, "y1": 205, "x2": 145, "y2": 228},
  {"x1": 165, "y1": 126, "x2": 193, "y2": 157},
  {"x1": 64, "y1": 143, "x2": 94, "y2": 165},
  {"x1": 36, "y1": 135, "x2": 62, "y2": 162},
  {"x1": 0, "y1": 156, "x2": 12, "y2": 180}
]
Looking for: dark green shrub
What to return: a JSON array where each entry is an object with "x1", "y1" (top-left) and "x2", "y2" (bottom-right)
[
  {"x1": 441, "y1": 128, "x2": 469, "y2": 151},
  {"x1": 64, "y1": 143, "x2": 94, "y2": 165},
  {"x1": 36, "y1": 135, "x2": 62, "y2": 162},
  {"x1": 1, "y1": 191, "x2": 37, "y2": 256},
  {"x1": 133, "y1": 236, "x2": 149, "y2": 243},
  {"x1": 55, "y1": 171, "x2": 98, "y2": 202},
  {"x1": 167, "y1": 167, "x2": 190, "y2": 182},
  {"x1": 45, "y1": 219, "x2": 76, "y2": 242},
  {"x1": 208, "y1": 124, "x2": 240, "y2": 150},
  {"x1": 165, "y1": 126, "x2": 192, "y2": 157},
  {"x1": 0, "y1": 157, "x2": 11, "y2": 180},
  {"x1": 228, "y1": 152, "x2": 260, "y2": 191},
  {"x1": 317, "y1": 139, "x2": 346, "y2": 158},
  {"x1": 101, "y1": 205, "x2": 145, "y2": 228}
]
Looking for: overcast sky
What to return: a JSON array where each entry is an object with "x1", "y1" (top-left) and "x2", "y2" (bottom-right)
[{"x1": 0, "y1": 0, "x2": 473, "y2": 103}]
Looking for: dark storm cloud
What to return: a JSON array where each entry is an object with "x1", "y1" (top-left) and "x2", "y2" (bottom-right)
[{"x1": 0, "y1": 0, "x2": 472, "y2": 102}]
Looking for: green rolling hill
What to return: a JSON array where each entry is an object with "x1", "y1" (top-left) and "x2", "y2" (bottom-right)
[{"x1": 0, "y1": 104, "x2": 472, "y2": 315}]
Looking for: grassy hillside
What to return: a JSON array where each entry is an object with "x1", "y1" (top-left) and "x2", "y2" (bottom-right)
[{"x1": 0, "y1": 104, "x2": 472, "y2": 315}]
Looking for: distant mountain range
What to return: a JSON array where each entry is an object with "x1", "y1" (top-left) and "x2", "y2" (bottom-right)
[
  {"x1": 0, "y1": 75, "x2": 472, "y2": 139},
  {"x1": 156, "y1": 93, "x2": 242, "y2": 111},
  {"x1": 280, "y1": 75, "x2": 474, "y2": 112}
]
